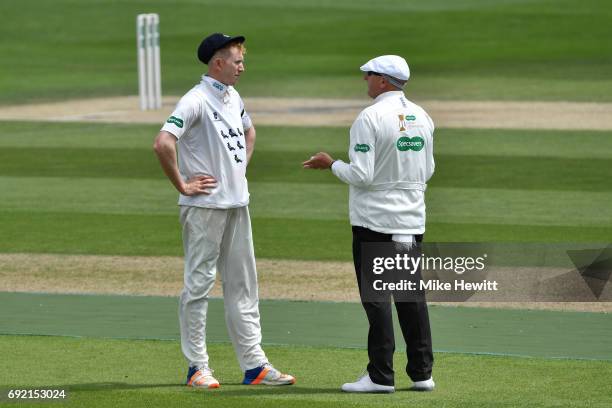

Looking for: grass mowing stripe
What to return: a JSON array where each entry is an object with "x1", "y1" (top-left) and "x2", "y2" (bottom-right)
[
  {"x1": 2, "y1": 336, "x2": 611, "y2": 408},
  {"x1": 426, "y1": 222, "x2": 612, "y2": 243},
  {"x1": 0, "y1": 122, "x2": 161, "y2": 149},
  {"x1": 429, "y1": 154, "x2": 612, "y2": 192},
  {"x1": 0, "y1": 211, "x2": 352, "y2": 260},
  {"x1": 436, "y1": 128, "x2": 612, "y2": 159},
  {"x1": 0, "y1": 176, "x2": 350, "y2": 220},
  {"x1": 428, "y1": 187, "x2": 612, "y2": 227},
  {"x1": 2, "y1": 146, "x2": 612, "y2": 192},
  {"x1": 0, "y1": 176, "x2": 179, "y2": 216},
  {"x1": 0, "y1": 147, "x2": 343, "y2": 186},
  {"x1": 2, "y1": 211, "x2": 612, "y2": 260},
  {"x1": 246, "y1": 127, "x2": 612, "y2": 160},
  {"x1": 2, "y1": 292, "x2": 611, "y2": 361},
  {"x1": 3, "y1": 122, "x2": 612, "y2": 162},
  {"x1": 0, "y1": 147, "x2": 163, "y2": 180},
  {"x1": 4, "y1": 176, "x2": 612, "y2": 227}
]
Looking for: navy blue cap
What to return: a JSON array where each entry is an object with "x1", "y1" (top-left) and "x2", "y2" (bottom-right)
[{"x1": 197, "y1": 33, "x2": 245, "y2": 64}]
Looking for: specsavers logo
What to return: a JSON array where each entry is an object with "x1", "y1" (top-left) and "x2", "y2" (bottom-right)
[
  {"x1": 167, "y1": 116, "x2": 184, "y2": 128},
  {"x1": 354, "y1": 144, "x2": 370, "y2": 153},
  {"x1": 397, "y1": 136, "x2": 424, "y2": 152}
]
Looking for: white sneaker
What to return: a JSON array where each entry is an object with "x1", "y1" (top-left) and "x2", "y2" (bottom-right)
[
  {"x1": 411, "y1": 377, "x2": 435, "y2": 391},
  {"x1": 186, "y1": 366, "x2": 220, "y2": 389},
  {"x1": 341, "y1": 373, "x2": 395, "y2": 393}
]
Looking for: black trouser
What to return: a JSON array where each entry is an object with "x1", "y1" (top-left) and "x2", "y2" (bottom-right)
[{"x1": 352, "y1": 226, "x2": 434, "y2": 386}]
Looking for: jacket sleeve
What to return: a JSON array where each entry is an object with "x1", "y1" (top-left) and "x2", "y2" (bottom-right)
[
  {"x1": 424, "y1": 111, "x2": 435, "y2": 181},
  {"x1": 331, "y1": 111, "x2": 376, "y2": 187}
]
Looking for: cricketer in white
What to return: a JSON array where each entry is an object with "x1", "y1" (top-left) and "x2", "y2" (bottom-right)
[{"x1": 153, "y1": 34, "x2": 294, "y2": 389}]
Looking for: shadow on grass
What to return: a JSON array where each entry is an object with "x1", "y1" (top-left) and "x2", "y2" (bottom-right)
[
  {"x1": 215, "y1": 383, "x2": 341, "y2": 396},
  {"x1": 33, "y1": 383, "x2": 344, "y2": 396},
  {"x1": 63, "y1": 383, "x2": 179, "y2": 391}
]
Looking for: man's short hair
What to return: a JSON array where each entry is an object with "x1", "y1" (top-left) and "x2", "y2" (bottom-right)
[{"x1": 213, "y1": 41, "x2": 246, "y2": 61}]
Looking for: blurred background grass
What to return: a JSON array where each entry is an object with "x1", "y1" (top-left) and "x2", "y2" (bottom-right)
[{"x1": 1, "y1": 0, "x2": 611, "y2": 104}]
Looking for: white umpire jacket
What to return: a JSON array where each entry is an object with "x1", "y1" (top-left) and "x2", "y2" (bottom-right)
[{"x1": 331, "y1": 91, "x2": 435, "y2": 235}]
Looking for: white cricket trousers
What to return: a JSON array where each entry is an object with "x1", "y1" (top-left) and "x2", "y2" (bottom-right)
[{"x1": 178, "y1": 205, "x2": 268, "y2": 371}]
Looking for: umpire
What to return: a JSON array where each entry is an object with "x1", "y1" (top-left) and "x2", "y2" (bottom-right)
[{"x1": 303, "y1": 55, "x2": 435, "y2": 393}]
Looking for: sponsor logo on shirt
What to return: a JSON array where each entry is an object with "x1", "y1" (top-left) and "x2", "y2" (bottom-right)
[
  {"x1": 354, "y1": 144, "x2": 371, "y2": 153},
  {"x1": 398, "y1": 114, "x2": 416, "y2": 131},
  {"x1": 397, "y1": 136, "x2": 424, "y2": 152},
  {"x1": 167, "y1": 116, "x2": 184, "y2": 128},
  {"x1": 213, "y1": 111, "x2": 220, "y2": 120},
  {"x1": 212, "y1": 81, "x2": 224, "y2": 91}
]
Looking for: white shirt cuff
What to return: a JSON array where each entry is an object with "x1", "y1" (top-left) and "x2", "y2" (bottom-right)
[{"x1": 330, "y1": 159, "x2": 345, "y2": 174}]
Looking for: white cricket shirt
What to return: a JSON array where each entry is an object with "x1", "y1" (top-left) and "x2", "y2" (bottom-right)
[
  {"x1": 161, "y1": 75, "x2": 253, "y2": 208},
  {"x1": 331, "y1": 91, "x2": 435, "y2": 234}
]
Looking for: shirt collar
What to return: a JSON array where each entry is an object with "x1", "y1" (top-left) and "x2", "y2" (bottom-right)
[
  {"x1": 373, "y1": 90, "x2": 404, "y2": 103},
  {"x1": 202, "y1": 75, "x2": 230, "y2": 99}
]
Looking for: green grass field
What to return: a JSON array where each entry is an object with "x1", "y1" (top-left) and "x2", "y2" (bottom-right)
[
  {"x1": 1, "y1": 1, "x2": 611, "y2": 407},
  {"x1": 1, "y1": 0, "x2": 611, "y2": 104},
  {"x1": 1, "y1": 120, "x2": 610, "y2": 406},
  {"x1": 1, "y1": 336, "x2": 611, "y2": 408},
  {"x1": 2, "y1": 293, "x2": 611, "y2": 407},
  {"x1": 1, "y1": 121, "x2": 610, "y2": 260}
]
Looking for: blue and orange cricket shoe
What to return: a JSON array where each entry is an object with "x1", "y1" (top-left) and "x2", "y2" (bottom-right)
[
  {"x1": 186, "y1": 366, "x2": 220, "y2": 389},
  {"x1": 243, "y1": 363, "x2": 295, "y2": 386}
]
